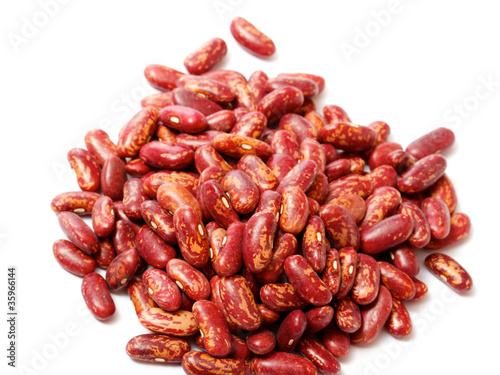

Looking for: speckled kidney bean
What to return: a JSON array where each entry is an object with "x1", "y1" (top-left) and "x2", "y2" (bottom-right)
[
  {"x1": 298, "y1": 336, "x2": 341, "y2": 375},
  {"x1": 422, "y1": 197, "x2": 451, "y2": 240},
  {"x1": 278, "y1": 113, "x2": 319, "y2": 145},
  {"x1": 365, "y1": 164, "x2": 398, "y2": 190},
  {"x1": 360, "y1": 213, "x2": 414, "y2": 255},
  {"x1": 367, "y1": 120, "x2": 390, "y2": 146},
  {"x1": 166, "y1": 256, "x2": 210, "y2": 301},
  {"x1": 138, "y1": 307, "x2": 198, "y2": 337},
  {"x1": 143, "y1": 170, "x2": 199, "y2": 199},
  {"x1": 351, "y1": 253, "x2": 380, "y2": 305},
  {"x1": 270, "y1": 129, "x2": 300, "y2": 162},
  {"x1": 135, "y1": 226, "x2": 175, "y2": 269},
  {"x1": 429, "y1": 173, "x2": 457, "y2": 213},
  {"x1": 219, "y1": 275, "x2": 262, "y2": 331},
  {"x1": 334, "y1": 247, "x2": 358, "y2": 300},
  {"x1": 329, "y1": 194, "x2": 366, "y2": 224},
  {"x1": 306, "y1": 172, "x2": 329, "y2": 205},
  {"x1": 378, "y1": 261, "x2": 416, "y2": 300},
  {"x1": 253, "y1": 351, "x2": 317, "y2": 375},
  {"x1": 243, "y1": 211, "x2": 277, "y2": 273},
  {"x1": 212, "y1": 221, "x2": 245, "y2": 277},
  {"x1": 192, "y1": 300, "x2": 232, "y2": 358},
  {"x1": 409, "y1": 277, "x2": 428, "y2": 301},
  {"x1": 334, "y1": 296, "x2": 361, "y2": 334},
  {"x1": 53, "y1": 239, "x2": 96, "y2": 277},
  {"x1": 126, "y1": 333, "x2": 190, "y2": 363},
  {"x1": 126, "y1": 157, "x2": 152, "y2": 177},
  {"x1": 323, "y1": 104, "x2": 351, "y2": 123},
  {"x1": 81, "y1": 272, "x2": 115, "y2": 320},
  {"x1": 182, "y1": 351, "x2": 252, "y2": 375},
  {"x1": 204, "y1": 110, "x2": 236, "y2": 133},
  {"x1": 140, "y1": 91, "x2": 173, "y2": 110},
  {"x1": 144, "y1": 64, "x2": 185, "y2": 91},
  {"x1": 326, "y1": 174, "x2": 373, "y2": 202},
  {"x1": 305, "y1": 305, "x2": 334, "y2": 334},
  {"x1": 300, "y1": 139, "x2": 326, "y2": 171},
  {"x1": 142, "y1": 268, "x2": 181, "y2": 312},
  {"x1": 266, "y1": 76, "x2": 319, "y2": 98},
  {"x1": 386, "y1": 297, "x2": 412, "y2": 338},
  {"x1": 221, "y1": 170, "x2": 260, "y2": 215},
  {"x1": 425, "y1": 212, "x2": 471, "y2": 249},
  {"x1": 139, "y1": 141, "x2": 195, "y2": 170},
  {"x1": 388, "y1": 243, "x2": 420, "y2": 277},
  {"x1": 122, "y1": 178, "x2": 148, "y2": 220},
  {"x1": 386, "y1": 149, "x2": 416, "y2": 174},
  {"x1": 157, "y1": 181, "x2": 202, "y2": 219},
  {"x1": 101, "y1": 155, "x2": 127, "y2": 201},
  {"x1": 230, "y1": 111, "x2": 267, "y2": 138},
  {"x1": 91, "y1": 196, "x2": 115, "y2": 238},
  {"x1": 67, "y1": 148, "x2": 101, "y2": 192},
  {"x1": 255, "y1": 190, "x2": 282, "y2": 221},
  {"x1": 324, "y1": 159, "x2": 351, "y2": 182},
  {"x1": 320, "y1": 122, "x2": 376, "y2": 152},
  {"x1": 302, "y1": 215, "x2": 326, "y2": 273},
  {"x1": 398, "y1": 201, "x2": 431, "y2": 248},
  {"x1": 425, "y1": 253, "x2": 472, "y2": 292},
  {"x1": 237, "y1": 155, "x2": 279, "y2": 193},
  {"x1": 117, "y1": 106, "x2": 158, "y2": 158},
  {"x1": 351, "y1": 285, "x2": 392, "y2": 345},
  {"x1": 230, "y1": 16, "x2": 275, "y2": 56},
  {"x1": 226, "y1": 74, "x2": 258, "y2": 111},
  {"x1": 248, "y1": 70, "x2": 269, "y2": 102},
  {"x1": 359, "y1": 186, "x2": 401, "y2": 231},
  {"x1": 260, "y1": 283, "x2": 308, "y2": 312},
  {"x1": 200, "y1": 179, "x2": 239, "y2": 228},
  {"x1": 57, "y1": 211, "x2": 100, "y2": 254},
  {"x1": 279, "y1": 187, "x2": 309, "y2": 235},
  {"x1": 113, "y1": 202, "x2": 141, "y2": 233},
  {"x1": 285, "y1": 254, "x2": 332, "y2": 306},
  {"x1": 140, "y1": 200, "x2": 177, "y2": 245},
  {"x1": 320, "y1": 204, "x2": 360, "y2": 250},
  {"x1": 155, "y1": 123, "x2": 177, "y2": 144},
  {"x1": 341, "y1": 153, "x2": 365, "y2": 174},
  {"x1": 213, "y1": 133, "x2": 273, "y2": 161},
  {"x1": 209, "y1": 276, "x2": 239, "y2": 333},
  {"x1": 105, "y1": 249, "x2": 141, "y2": 291},
  {"x1": 158, "y1": 105, "x2": 208, "y2": 134},
  {"x1": 276, "y1": 309, "x2": 307, "y2": 352},
  {"x1": 322, "y1": 322, "x2": 350, "y2": 358},
  {"x1": 184, "y1": 37, "x2": 227, "y2": 75},
  {"x1": 112, "y1": 219, "x2": 137, "y2": 255},
  {"x1": 256, "y1": 232, "x2": 297, "y2": 284},
  {"x1": 257, "y1": 86, "x2": 304, "y2": 123},
  {"x1": 397, "y1": 154, "x2": 447, "y2": 194},
  {"x1": 277, "y1": 160, "x2": 318, "y2": 195},
  {"x1": 94, "y1": 237, "x2": 116, "y2": 269},
  {"x1": 247, "y1": 327, "x2": 276, "y2": 355},
  {"x1": 322, "y1": 249, "x2": 340, "y2": 295},
  {"x1": 127, "y1": 276, "x2": 158, "y2": 315},
  {"x1": 84, "y1": 129, "x2": 119, "y2": 166},
  {"x1": 51, "y1": 191, "x2": 102, "y2": 215},
  {"x1": 368, "y1": 142, "x2": 403, "y2": 170},
  {"x1": 406, "y1": 127, "x2": 455, "y2": 160},
  {"x1": 177, "y1": 75, "x2": 235, "y2": 103}
]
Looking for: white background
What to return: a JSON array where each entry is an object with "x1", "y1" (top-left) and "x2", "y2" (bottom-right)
[{"x1": 1, "y1": 1, "x2": 500, "y2": 374}]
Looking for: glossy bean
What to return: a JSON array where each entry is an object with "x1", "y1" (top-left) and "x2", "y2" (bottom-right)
[
  {"x1": 279, "y1": 186, "x2": 309, "y2": 235},
  {"x1": 243, "y1": 211, "x2": 277, "y2": 273},
  {"x1": 144, "y1": 64, "x2": 185, "y2": 91},
  {"x1": 305, "y1": 305, "x2": 334, "y2": 334},
  {"x1": 167, "y1": 258, "x2": 211, "y2": 301},
  {"x1": 126, "y1": 334, "x2": 190, "y2": 363},
  {"x1": 386, "y1": 298, "x2": 412, "y2": 338},
  {"x1": 257, "y1": 87, "x2": 304, "y2": 123},
  {"x1": 117, "y1": 106, "x2": 158, "y2": 158},
  {"x1": 57, "y1": 211, "x2": 100, "y2": 254},
  {"x1": 359, "y1": 186, "x2": 401, "y2": 231},
  {"x1": 334, "y1": 296, "x2": 361, "y2": 333},
  {"x1": 351, "y1": 253, "x2": 380, "y2": 305},
  {"x1": 425, "y1": 212, "x2": 471, "y2": 249},
  {"x1": 397, "y1": 154, "x2": 447, "y2": 194},
  {"x1": 320, "y1": 204, "x2": 360, "y2": 251},
  {"x1": 322, "y1": 322, "x2": 350, "y2": 358},
  {"x1": 212, "y1": 221, "x2": 245, "y2": 277},
  {"x1": 259, "y1": 283, "x2": 309, "y2": 312},
  {"x1": 84, "y1": 129, "x2": 119, "y2": 166},
  {"x1": 138, "y1": 307, "x2": 198, "y2": 337},
  {"x1": 184, "y1": 37, "x2": 227, "y2": 75},
  {"x1": 398, "y1": 201, "x2": 431, "y2": 248},
  {"x1": 230, "y1": 16, "x2": 276, "y2": 56},
  {"x1": 142, "y1": 268, "x2": 182, "y2": 312},
  {"x1": 81, "y1": 272, "x2": 115, "y2": 320},
  {"x1": 51, "y1": 191, "x2": 102, "y2": 215},
  {"x1": 297, "y1": 336, "x2": 341, "y2": 375},
  {"x1": 158, "y1": 105, "x2": 208, "y2": 134},
  {"x1": 101, "y1": 155, "x2": 127, "y2": 201},
  {"x1": 334, "y1": 247, "x2": 358, "y2": 300},
  {"x1": 422, "y1": 197, "x2": 451, "y2": 240},
  {"x1": 360, "y1": 213, "x2": 413, "y2": 255},
  {"x1": 53, "y1": 239, "x2": 96, "y2": 277},
  {"x1": 182, "y1": 351, "x2": 252, "y2": 375},
  {"x1": 252, "y1": 352, "x2": 318, "y2": 375},
  {"x1": 406, "y1": 127, "x2": 455, "y2": 160},
  {"x1": 193, "y1": 300, "x2": 232, "y2": 358},
  {"x1": 378, "y1": 261, "x2": 416, "y2": 301},
  {"x1": 425, "y1": 253, "x2": 473, "y2": 292},
  {"x1": 67, "y1": 148, "x2": 101, "y2": 192},
  {"x1": 105, "y1": 249, "x2": 141, "y2": 291},
  {"x1": 278, "y1": 113, "x2": 319, "y2": 144},
  {"x1": 177, "y1": 75, "x2": 235, "y2": 103},
  {"x1": 247, "y1": 327, "x2": 276, "y2": 355},
  {"x1": 276, "y1": 309, "x2": 307, "y2": 352}
]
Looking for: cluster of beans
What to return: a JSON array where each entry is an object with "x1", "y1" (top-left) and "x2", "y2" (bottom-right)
[{"x1": 51, "y1": 16, "x2": 472, "y2": 375}]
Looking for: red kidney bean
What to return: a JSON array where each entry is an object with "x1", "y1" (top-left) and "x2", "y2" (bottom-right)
[
  {"x1": 122, "y1": 178, "x2": 149, "y2": 221},
  {"x1": 322, "y1": 248, "x2": 341, "y2": 295},
  {"x1": 113, "y1": 201, "x2": 141, "y2": 234},
  {"x1": 125, "y1": 157, "x2": 152, "y2": 177},
  {"x1": 257, "y1": 87, "x2": 304, "y2": 123},
  {"x1": 221, "y1": 170, "x2": 260, "y2": 214},
  {"x1": 127, "y1": 276, "x2": 158, "y2": 315},
  {"x1": 342, "y1": 152, "x2": 365, "y2": 174},
  {"x1": 135, "y1": 225, "x2": 175, "y2": 269},
  {"x1": 397, "y1": 154, "x2": 447, "y2": 194},
  {"x1": 306, "y1": 172, "x2": 329, "y2": 205},
  {"x1": 425, "y1": 212, "x2": 471, "y2": 249},
  {"x1": 378, "y1": 261, "x2": 416, "y2": 300},
  {"x1": 302, "y1": 215, "x2": 326, "y2": 273},
  {"x1": 213, "y1": 133, "x2": 273, "y2": 161},
  {"x1": 322, "y1": 322, "x2": 350, "y2": 358},
  {"x1": 255, "y1": 190, "x2": 282, "y2": 221},
  {"x1": 278, "y1": 113, "x2": 319, "y2": 144},
  {"x1": 139, "y1": 141, "x2": 195, "y2": 170},
  {"x1": 248, "y1": 70, "x2": 269, "y2": 102},
  {"x1": 422, "y1": 197, "x2": 451, "y2": 240},
  {"x1": 84, "y1": 129, "x2": 119, "y2": 166},
  {"x1": 324, "y1": 159, "x2": 351, "y2": 182},
  {"x1": 230, "y1": 334, "x2": 252, "y2": 360},
  {"x1": 230, "y1": 16, "x2": 275, "y2": 56},
  {"x1": 327, "y1": 174, "x2": 373, "y2": 202},
  {"x1": 285, "y1": 254, "x2": 332, "y2": 306},
  {"x1": 409, "y1": 277, "x2": 428, "y2": 301},
  {"x1": 388, "y1": 243, "x2": 420, "y2": 277},
  {"x1": 155, "y1": 123, "x2": 178, "y2": 144},
  {"x1": 140, "y1": 91, "x2": 173, "y2": 109},
  {"x1": 117, "y1": 106, "x2": 158, "y2": 158},
  {"x1": 51, "y1": 191, "x2": 102, "y2": 215},
  {"x1": 212, "y1": 221, "x2": 245, "y2": 277},
  {"x1": 200, "y1": 179, "x2": 239, "y2": 228},
  {"x1": 112, "y1": 219, "x2": 137, "y2": 255},
  {"x1": 91, "y1": 196, "x2": 115, "y2": 238},
  {"x1": 94, "y1": 237, "x2": 116, "y2": 269},
  {"x1": 368, "y1": 141, "x2": 403, "y2": 170},
  {"x1": 351, "y1": 285, "x2": 392, "y2": 345},
  {"x1": 126, "y1": 334, "x2": 190, "y2": 363},
  {"x1": 81, "y1": 272, "x2": 115, "y2": 320},
  {"x1": 247, "y1": 327, "x2": 276, "y2": 355},
  {"x1": 270, "y1": 129, "x2": 300, "y2": 161},
  {"x1": 101, "y1": 155, "x2": 127, "y2": 201},
  {"x1": 157, "y1": 181, "x2": 202, "y2": 219},
  {"x1": 359, "y1": 186, "x2": 401, "y2": 231},
  {"x1": 226, "y1": 74, "x2": 258, "y2": 111},
  {"x1": 177, "y1": 75, "x2": 235, "y2": 103},
  {"x1": 206, "y1": 109, "x2": 236, "y2": 132},
  {"x1": 351, "y1": 253, "x2": 380, "y2": 305},
  {"x1": 253, "y1": 352, "x2": 317, "y2": 375},
  {"x1": 321, "y1": 122, "x2": 376, "y2": 152},
  {"x1": 279, "y1": 186, "x2": 309, "y2": 235},
  {"x1": 142, "y1": 268, "x2": 181, "y2": 312},
  {"x1": 360, "y1": 213, "x2": 414, "y2": 255},
  {"x1": 386, "y1": 149, "x2": 416, "y2": 174},
  {"x1": 305, "y1": 305, "x2": 334, "y2": 334},
  {"x1": 320, "y1": 204, "x2": 360, "y2": 250},
  {"x1": 166, "y1": 258, "x2": 211, "y2": 301},
  {"x1": 276, "y1": 309, "x2": 307, "y2": 352},
  {"x1": 243, "y1": 211, "x2": 277, "y2": 273},
  {"x1": 195, "y1": 145, "x2": 232, "y2": 173},
  {"x1": 367, "y1": 120, "x2": 391, "y2": 146},
  {"x1": 230, "y1": 112, "x2": 266, "y2": 138},
  {"x1": 143, "y1": 170, "x2": 199, "y2": 199},
  {"x1": 334, "y1": 247, "x2": 358, "y2": 300},
  {"x1": 67, "y1": 148, "x2": 101, "y2": 192},
  {"x1": 144, "y1": 64, "x2": 185, "y2": 91},
  {"x1": 138, "y1": 307, "x2": 198, "y2": 337},
  {"x1": 237, "y1": 154, "x2": 279, "y2": 193},
  {"x1": 256, "y1": 232, "x2": 297, "y2": 284},
  {"x1": 425, "y1": 253, "x2": 473, "y2": 292},
  {"x1": 184, "y1": 37, "x2": 227, "y2": 75},
  {"x1": 334, "y1": 295, "x2": 362, "y2": 333},
  {"x1": 266, "y1": 76, "x2": 319, "y2": 98},
  {"x1": 182, "y1": 351, "x2": 252, "y2": 375},
  {"x1": 406, "y1": 127, "x2": 455, "y2": 160},
  {"x1": 193, "y1": 300, "x2": 232, "y2": 358},
  {"x1": 158, "y1": 105, "x2": 208, "y2": 134},
  {"x1": 429, "y1": 173, "x2": 457, "y2": 214},
  {"x1": 105, "y1": 249, "x2": 141, "y2": 291},
  {"x1": 277, "y1": 159, "x2": 318, "y2": 194},
  {"x1": 260, "y1": 283, "x2": 309, "y2": 312},
  {"x1": 365, "y1": 164, "x2": 398, "y2": 190},
  {"x1": 219, "y1": 275, "x2": 262, "y2": 331},
  {"x1": 323, "y1": 104, "x2": 351, "y2": 123},
  {"x1": 386, "y1": 297, "x2": 412, "y2": 338},
  {"x1": 329, "y1": 194, "x2": 366, "y2": 224},
  {"x1": 209, "y1": 276, "x2": 239, "y2": 333},
  {"x1": 305, "y1": 111, "x2": 327, "y2": 134},
  {"x1": 398, "y1": 201, "x2": 431, "y2": 248},
  {"x1": 57, "y1": 211, "x2": 99, "y2": 254},
  {"x1": 53, "y1": 239, "x2": 96, "y2": 277},
  {"x1": 140, "y1": 200, "x2": 177, "y2": 245},
  {"x1": 298, "y1": 336, "x2": 341, "y2": 375}
]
